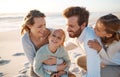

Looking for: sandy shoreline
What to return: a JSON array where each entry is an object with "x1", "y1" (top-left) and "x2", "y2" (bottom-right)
[{"x1": 0, "y1": 29, "x2": 28, "y2": 77}]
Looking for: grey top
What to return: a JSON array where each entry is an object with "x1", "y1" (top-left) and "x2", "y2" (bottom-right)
[{"x1": 22, "y1": 32, "x2": 36, "y2": 65}]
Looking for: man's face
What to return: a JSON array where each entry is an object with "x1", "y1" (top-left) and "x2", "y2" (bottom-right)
[{"x1": 66, "y1": 16, "x2": 81, "y2": 38}]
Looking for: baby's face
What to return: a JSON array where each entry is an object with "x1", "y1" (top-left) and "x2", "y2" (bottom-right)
[{"x1": 49, "y1": 30, "x2": 65, "y2": 47}]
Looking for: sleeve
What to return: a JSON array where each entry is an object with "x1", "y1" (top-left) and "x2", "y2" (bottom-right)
[
  {"x1": 82, "y1": 28, "x2": 101, "y2": 77},
  {"x1": 22, "y1": 36, "x2": 35, "y2": 65},
  {"x1": 99, "y1": 48, "x2": 109, "y2": 58},
  {"x1": 33, "y1": 51, "x2": 50, "y2": 77},
  {"x1": 62, "y1": 48, "x2": 71, "y2": 72},
  {"x1": 99, "y1": 42, "x2": 120, "y2": 65}
]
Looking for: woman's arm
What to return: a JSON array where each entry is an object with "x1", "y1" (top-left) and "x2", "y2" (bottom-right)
[
  {"x1": 22, "y1": 36, "x2": 35, "y2": 65},
  {"x1": 43, "y1": 56, "x2": 64, "y2": 65},
  {"x1": 43, "y1": 57, "x2": 64, "y2": 72}
]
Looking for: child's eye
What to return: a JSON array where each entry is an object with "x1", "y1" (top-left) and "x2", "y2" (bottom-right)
[
  {"x1": 57, "y1": 37, "x2": 61, "y2": 40},
  {"x1": 52, "y1": 34, "x2": 56, "y2": 37}
]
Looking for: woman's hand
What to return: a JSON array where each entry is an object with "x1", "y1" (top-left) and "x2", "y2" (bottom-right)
[
  {"x1": 43, "y1": 56, "x2": 57, "y2": 65},
  {"x1": 88, "y1": 39, "x2": 102, "y2": 52},
  {"x1": 57, "y1": 62, "x2": 67, "y2": 71}
]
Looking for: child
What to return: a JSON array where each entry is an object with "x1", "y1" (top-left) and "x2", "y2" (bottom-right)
[{"x1": 33, "y1": 29, "x2": 71, "y2": 77}]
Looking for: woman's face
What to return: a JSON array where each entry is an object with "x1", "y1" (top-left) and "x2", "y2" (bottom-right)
[
  {"x1": 94, "y1": 21, "x2": 108, "y2": 38},
  {"x1": 49, "y1": 30, "x2": 65, "y2": 47},
  {"x1": 29, "y1": 17, "x2": 46, "y2": 37}
]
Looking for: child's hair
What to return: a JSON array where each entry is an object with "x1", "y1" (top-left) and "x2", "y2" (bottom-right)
[
  {"x1": 98, "y1": 14, "x2": 120, "y2": 44},
  {"x1": 50, "y1": 29, "x2": 66, "y2": 46},
  {"x1": 21, "y1": 9, "x2": 45, "y2": 35}
]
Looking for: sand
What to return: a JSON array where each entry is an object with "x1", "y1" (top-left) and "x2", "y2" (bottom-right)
[{"x1": 0, "y1": 29, "x2": 29, "y2": 77}]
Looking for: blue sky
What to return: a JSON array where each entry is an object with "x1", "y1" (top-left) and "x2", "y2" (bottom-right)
[{"x1": 0, "y1": 0, "x2": 120, "y2": 13}]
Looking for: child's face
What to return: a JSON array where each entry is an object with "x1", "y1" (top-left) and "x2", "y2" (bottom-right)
[
  {"x1": 94, "y1": 21, "x2": 108, "y2": 38},
  {"x1": 49, "y1": 30, "x2": 65, "y2": 47}
]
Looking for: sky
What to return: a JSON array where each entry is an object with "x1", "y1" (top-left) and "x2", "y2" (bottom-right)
[{"x1": 0, "y1": 0, "x2": 120, "y2": 13}]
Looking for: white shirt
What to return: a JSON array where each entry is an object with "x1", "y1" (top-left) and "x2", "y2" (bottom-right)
[
  {"x1": 99, "y1": 40, "x2": 120, "y2": 65},
  {"x1": 77, "y1": 27, "x2": 101, "y2": 77}
]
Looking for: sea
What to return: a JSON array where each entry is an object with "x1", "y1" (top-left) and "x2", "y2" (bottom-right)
[{"x1": 0, "y1": 12, "x2": 120, "y2": 32}]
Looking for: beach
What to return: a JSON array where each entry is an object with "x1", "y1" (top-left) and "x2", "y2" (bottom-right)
[
  {"x1": 0, "y1": 12, "x2": 120, "y2": 77},
  {"x1": 0, "y1": 29, "x2": 28, "y2": 77}
]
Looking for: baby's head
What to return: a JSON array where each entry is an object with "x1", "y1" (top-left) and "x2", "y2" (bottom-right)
[{"x1": 49, "y1": 29, "x2": 66, "y2": 47}]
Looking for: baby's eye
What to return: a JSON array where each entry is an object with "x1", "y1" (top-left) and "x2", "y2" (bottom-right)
[{"x1": 57, "y1": 37, "x2": 61, "y2": 40}]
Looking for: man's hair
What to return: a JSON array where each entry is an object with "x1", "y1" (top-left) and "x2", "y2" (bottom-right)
[{"x1": 63, "y1": 6, "x2": 89, "y2": 27}]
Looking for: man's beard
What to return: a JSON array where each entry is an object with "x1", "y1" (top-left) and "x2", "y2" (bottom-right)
[{"x1": 69, "y1": 27, "x2": 82, "y2": 38}]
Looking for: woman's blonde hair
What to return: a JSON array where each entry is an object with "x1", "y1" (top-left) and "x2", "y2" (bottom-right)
[{"x1": 21, "y1": 9, "x2": 45, "y2": 35}]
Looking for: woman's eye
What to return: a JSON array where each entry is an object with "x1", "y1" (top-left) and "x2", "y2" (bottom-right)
[{"x1": 52, "y1": 34, "x2": 56, "y2": 37}]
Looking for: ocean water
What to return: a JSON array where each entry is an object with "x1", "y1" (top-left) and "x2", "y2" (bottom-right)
[{"x1": 0, "y1": 12, "x2": 120, "y2": 32}]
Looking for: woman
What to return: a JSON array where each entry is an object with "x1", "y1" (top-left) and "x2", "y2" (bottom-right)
[
  {"x1": 78, "y1": 14, "x2": 120, "y2": 77},
  {"x1": 88, "y1": 14, "x2": 120, "y2": 77},
  {"x1": 21, "y1": 10, "x2": 75, "y2": 77},
  {"x1": 21, "y1": 9, "x2": 51, "y2": 77}
]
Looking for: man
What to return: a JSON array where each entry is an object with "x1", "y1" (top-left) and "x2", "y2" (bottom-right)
[{"x1": 63, "y1": 6, "x2": 101, "y2": 77}]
